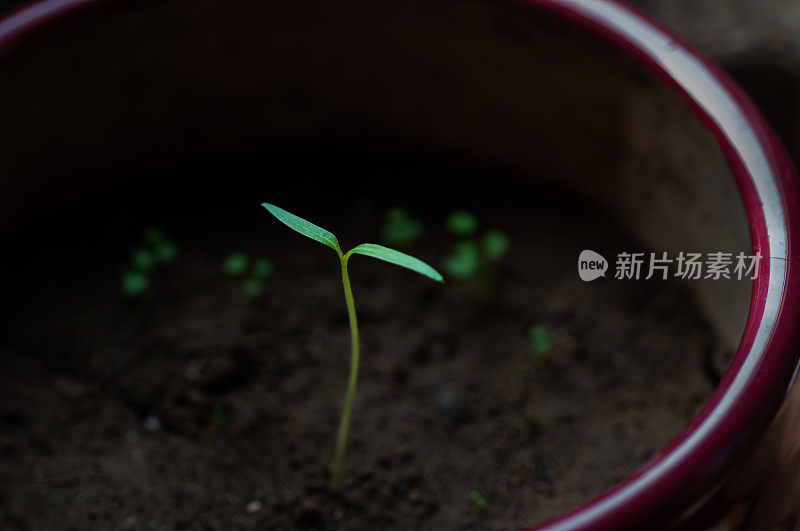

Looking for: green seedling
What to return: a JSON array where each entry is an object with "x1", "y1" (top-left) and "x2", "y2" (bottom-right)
[
  {"x1": 262, "y1": 203, "x2": 443, "y2": 492},
  {"x1": 212, "y1": 402, "x2": 227, "y2": 428},
  {"x1": 242, "y1": 277, "x2": 264, "y2": 299},
  {"x1": 442, "y1": 241, "x2": 481, "y2": 279},
  {"x1": 528, "y1": 324, "x2": 554, "y2": 355},
  {"x1": 121, "y1": 269, "x2": 150, "y2": 296},
  {"x1": 145, "y1": 227, "x2": 178, "y2": 264},
  {"x1": 131, "y1": 247, "x2": 156, "y2": 272},
  {"x1": 252, "y1": 258, "x2": 274, "y2": 278},
  {"x1": 447, "y1": 210, "x2": 479, "y2": 236},
  {"x1": 381, "y1": 207, "x2": 425, "y2": 247},
  {"x1": 222, "y1": 252, "x2": 274, "y2": 299},
  {"x1": 482, "y1": 230, "x2": 510, "y2": 261},
  {"x1": 469, "y1": 490, "x2": 487, "y2": 519},
  {"x1": 443, "y1": 211, "x2": 509, "y2": 282},
  {"x1": 121, "y1": 227, "x2": 179, "y2": 296},
  {"x1": 222, "y1": 252, "x2": 250, "y2": 276}
]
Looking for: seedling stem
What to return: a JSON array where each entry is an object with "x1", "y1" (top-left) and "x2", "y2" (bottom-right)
[{"x1": 331, "y1": 250, "x2": 360, "y2": 491}]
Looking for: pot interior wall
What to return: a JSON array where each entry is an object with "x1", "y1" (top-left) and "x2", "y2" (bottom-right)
[{"x1": 0, "y1": 0, "x2": 750, "y2": 348}]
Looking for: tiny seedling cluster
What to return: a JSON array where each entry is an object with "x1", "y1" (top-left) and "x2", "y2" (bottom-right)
[
  {"x1": 442, "y1": 211, "x2": 509, "y2": 281},
  {"x1": 469, "y1": 489, "x2": 487, "y2": 518},
  {"x1": 381, "y1": 207, "x2": 425, "y2": 247},
  {"x1": 262, "y1": 203, "x2": 443, "y2": 491},
  {"x1": 212, "y1": 402, "x2": 226, "y2": 428},
  {"x1": 222, "y1": 252, "x2": 275, "y2": 298},
  {"x1": 528, "y1": 324, "x2": 555, "y2": 355},
  {"x1": 121, "y1": 227, "x2": 178, "y2": 296}
]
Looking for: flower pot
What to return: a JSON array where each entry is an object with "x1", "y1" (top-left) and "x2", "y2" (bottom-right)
[{"x1": 0, "y1": 0, "x2": 797, "y2": 529}]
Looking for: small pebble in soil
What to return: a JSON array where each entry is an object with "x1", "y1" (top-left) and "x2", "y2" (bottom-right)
[
  {"x1": 120, "y1": 515, "x2": 137, "y2": 531},
  {"x1": 245, "y1": 500, "x2": 263, "y2": 513},
  {"x1": 53, "y1": 377, "x2": 89, "y2": 398},
  {"x1": 432, "y1": 383, "x2": 468, "y2": 422},
  {"x1": 144, "y1": 415, "x2": 161, "y2": 432}
]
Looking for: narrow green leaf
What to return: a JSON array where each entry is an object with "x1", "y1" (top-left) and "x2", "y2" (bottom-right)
[
  {"x1": 261, "y1": 203, "x2": 340, "y2": 252},
  {"x1": 347, "y1": 243, "x2": 443, "y2": 283}
]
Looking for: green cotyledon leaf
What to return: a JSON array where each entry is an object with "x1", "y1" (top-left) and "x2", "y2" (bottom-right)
[
  {"x1": 347, "y1": 243, "x2": 443, "y2": 283},
  {"x1": 261, "y1": 203, "x2": 341, "y2": 252}
]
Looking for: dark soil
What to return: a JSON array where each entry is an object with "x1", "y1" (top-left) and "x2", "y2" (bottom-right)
[{"x1": 0, "y1": 170, "x2": 721, "y2": 530}]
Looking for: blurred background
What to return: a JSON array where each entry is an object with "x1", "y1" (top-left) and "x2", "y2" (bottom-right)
[{"x1": 1, "y1": 0, "x2": 796, "y2": 166}]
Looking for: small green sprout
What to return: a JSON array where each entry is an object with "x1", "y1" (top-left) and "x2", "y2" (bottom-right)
[
  {"x1": 469, "y1": 490, "x2": 487, "y2": 518},
  {"x1": 155, "y1": 240, "x2": 178, "y2": 264},
  {"x1": 223, "y1": 252, "x2": 250, "y2": 276},
  {"x1": 447, "y1": 210, "x2": 479, "y2": 236},
  {"x1": 482, "y1": 230, "x2": 510, "y2": 261},
  {"x1": 121, "y1": 227, "x2": 178, "y2": 296},
  {"x1": 143, "y1": 227, "x2": 163, "y2": 245},
  {"x1": 381, "y1": 207, "x2": 425, "y2": 247},
  {"x1": 121, "y1": 269, "x2": 150, "y2": 296},
  {"x1": 443, "y1": 211, "x2": 509, "y2": 281},
  {"x1": 262, "y1": 203, "x2": 443, "y2": 492},
  {"x1": 212, "y1": 402, "x2": 226, "y2": 428},
  {"x1": 131, "y1": 247, "x2": 156, "y2": 272},
  {"x1": 252, "y1": 258, "x2": 275, "y2": 278},
  {"x1": 144, "y1": 227, "x2": 178, "y2": 264},
  {"x1": 240, "y1": 278, "x2": 262, "y2": 299},
  {"x1": 442, "y1": 241, "x2": 481, "y2": 279},
  {"x1": 528, "y1": 324, "x2": 554, "y2": 355},
  {"x1": 222, "y1": 252, "x2": 274, "y2": 299}
]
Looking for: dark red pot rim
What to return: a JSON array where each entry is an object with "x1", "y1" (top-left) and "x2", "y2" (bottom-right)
[{"x1": 1, "y1": 0, "x2": 798, "y2": 529}]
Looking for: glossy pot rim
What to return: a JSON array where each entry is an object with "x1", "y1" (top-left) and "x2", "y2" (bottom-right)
[{"x1": 0, "y1": 0, "x2": 798, "y2": 529}]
